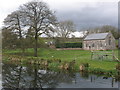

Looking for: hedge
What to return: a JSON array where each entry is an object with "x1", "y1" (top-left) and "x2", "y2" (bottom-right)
[{"x1": 55, "y1": 42, "x2": 82, "y2": 48}]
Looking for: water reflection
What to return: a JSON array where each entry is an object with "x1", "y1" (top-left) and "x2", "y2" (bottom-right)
[
  {"x1": 2, "y1": 63, "x2": 119, "y2": 88},
  {"x1": 2, "y1": 63, "x2": 76, "y2": 88}
]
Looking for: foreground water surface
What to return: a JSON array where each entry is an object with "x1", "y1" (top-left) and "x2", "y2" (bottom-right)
[{"x1": 2, "y1": 62, "x2": 119, "y2": 88}]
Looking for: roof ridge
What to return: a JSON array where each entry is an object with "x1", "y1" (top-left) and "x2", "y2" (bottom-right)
[{"x1": 84, "y1": 32, "x2": 109, "y2": 40}]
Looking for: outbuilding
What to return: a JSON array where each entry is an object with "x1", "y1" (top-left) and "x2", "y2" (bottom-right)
[{"x1": 83, "y1": 32, "x2": 116, "y2": 50}]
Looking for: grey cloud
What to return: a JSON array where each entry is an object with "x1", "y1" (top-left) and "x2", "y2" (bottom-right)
[{"x1": 55, "y1": 2, "x2": 118, "y2": 31}]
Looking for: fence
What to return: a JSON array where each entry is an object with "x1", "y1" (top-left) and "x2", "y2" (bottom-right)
[{"x1": 91, "y1": 50, "x2": 119, "y2": 61}]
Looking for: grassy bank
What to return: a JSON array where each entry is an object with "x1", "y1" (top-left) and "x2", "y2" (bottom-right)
[{"x1": 2, "y1": 48, "x2": 119, "y2": 75}]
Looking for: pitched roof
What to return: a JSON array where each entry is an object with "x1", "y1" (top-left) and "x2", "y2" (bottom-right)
[{"x1": 84, "y1": 33, "x2": 109, "y2": 40}]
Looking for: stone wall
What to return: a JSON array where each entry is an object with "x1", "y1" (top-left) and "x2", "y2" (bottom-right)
[
  {"x1": 105, "y1": 33, "x2": 116, "y2": 50},
  {"x1": 83, "y1": 33, "x2": 116, "y2": 50},
  {"x1": 83, "y1": 40, "x2": 106, "y2": 50}
]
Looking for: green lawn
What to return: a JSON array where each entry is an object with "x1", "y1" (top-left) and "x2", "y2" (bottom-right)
[{"x1": 3, "y1": 48, "x2": 119, "y2": 72}]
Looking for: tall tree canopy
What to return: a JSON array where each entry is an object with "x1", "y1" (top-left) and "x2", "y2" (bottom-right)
[
  {"x1": 4, "y1": 10, "x2": 25, "y2": 38},
  {"x1": 3, "y1": 1, "x2": 57, "y2": 57},
  {"x1": 19, "y1": 1, "x2": 57, "y2": 56}
]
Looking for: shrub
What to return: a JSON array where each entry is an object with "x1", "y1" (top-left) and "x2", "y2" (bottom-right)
[
  {"x1": 82, "y1": 63, "x2": 89, "y2": 67},
  {"x1": 55, "y1": 42, "x2": 82, "y2": 48},
  {"x1": 116, "y1": 63, "x2": 120, "y2": 70}
]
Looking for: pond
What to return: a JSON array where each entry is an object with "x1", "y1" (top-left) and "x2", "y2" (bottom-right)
[{"x1": 2, "y1": 62, "x2": 119, "y2": 89}]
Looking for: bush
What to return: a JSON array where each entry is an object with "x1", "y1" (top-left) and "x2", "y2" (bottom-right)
[
  {"x1": 81, "y1": 63, "x2": 89, "y2": 67},
  {"x1": 55, "y1": 42, "x2": 82, "y2": 48},
  {"x1": 116, "y1": 63, "x2": 120, "y2": 70}
]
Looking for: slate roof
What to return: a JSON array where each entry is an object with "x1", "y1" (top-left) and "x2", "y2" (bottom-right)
[{"x1": 84, "y1": 33, "x2": 109, "y2": 40}]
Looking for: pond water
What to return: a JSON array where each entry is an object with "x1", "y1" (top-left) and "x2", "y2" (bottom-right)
[{"x1": 2, "y1": 62, "x2": 119, "y2": 88}]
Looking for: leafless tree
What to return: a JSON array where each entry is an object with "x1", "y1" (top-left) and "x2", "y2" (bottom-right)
[
  {"x1": 45, "y1": 20, "x2": 76, "y2": 38},
  {"x1": 19, "y1": 1, "x2": 57, "y2": 57},
  {"x1": 56, "y1": 20, "x2": 76, "y2": 38},
  {"x1": 3, "y1": 10, "x2": 25, "y2": 53}
]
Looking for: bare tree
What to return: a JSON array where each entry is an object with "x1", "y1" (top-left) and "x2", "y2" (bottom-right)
[
  {"x1": 56, "y1": 20, "x2": 76, "y2": 38},
  {"x1": 3, "y1": 10, "x2": 25, "y2": 53},
  {"x1": 19, "y1": 1, "x2": 57, "y2": 57},
  {"x1": 45, "y1": 20, "x2": 76, "y2": 39}
]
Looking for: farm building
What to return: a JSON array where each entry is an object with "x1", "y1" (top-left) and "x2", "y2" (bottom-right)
[{"x1": 83, "y1": 32, "x2": 116, "y2": 50}]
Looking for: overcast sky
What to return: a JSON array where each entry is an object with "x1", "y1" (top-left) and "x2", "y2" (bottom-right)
[{"x1": 0, "y1": 0, "x2": 119, "y2": 31}]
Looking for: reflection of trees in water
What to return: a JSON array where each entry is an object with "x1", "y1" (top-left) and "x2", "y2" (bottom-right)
[
  {"x1": 3, "y1": 63, "x2": 118, "y2": 88},
  {"x1": 2, "y1": 63, "x2": 24, "y2": 88},
  {"x1": 41, "y1": 70, "x2": 75, "y2": 88},
  {"x1": 2, "y1": 63, "x2": 76, "y2": 88}
]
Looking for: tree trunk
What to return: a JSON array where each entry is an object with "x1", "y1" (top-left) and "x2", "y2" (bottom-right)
[
  {"x1": 17, "y1": 16, "x2": 25, "y2": 55},
  {"x1": 20, "y1": 37, "x2": 25, "y2": 55},
  {"x1": 34, "y1": 32, "x2": 38, "y2": 57}
]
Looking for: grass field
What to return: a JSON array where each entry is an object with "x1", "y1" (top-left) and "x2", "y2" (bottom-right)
[{"x1": 3, "y1": 48, "x2": 119, "y2": 73}]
